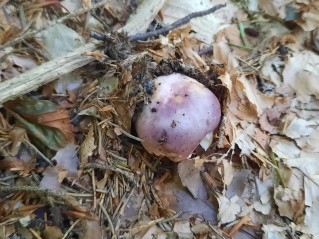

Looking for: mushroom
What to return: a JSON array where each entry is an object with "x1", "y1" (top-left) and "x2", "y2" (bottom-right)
[{"x1": 135, "y1": 73, "x2": 221, "y2": 162}]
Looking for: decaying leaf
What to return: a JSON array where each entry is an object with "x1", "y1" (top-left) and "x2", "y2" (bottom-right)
[
  {"x1": 283, "y1": 50, "x2": 319, "y2": 100},
  {"x1": 80, "y1": 125, "x2": 96, "y2": 164},
  {"x1": 4, "y1": 98, "x2": 74, "y2": 150},
  {"x1": 161, "y1": 0, "x2": 238, "y2": 44},
  {"x1": 178, "y1": 160, "x2": 205, "y2": 198},
  {"x1": 40, "y1": 144, "x2": 79, "y2": 190},
  {"x1": 173, "y1": 220, "x2": 193, "y2": 238},
  {"x1": 217, "y1": 194, "x2": 241, "y2": 225}
]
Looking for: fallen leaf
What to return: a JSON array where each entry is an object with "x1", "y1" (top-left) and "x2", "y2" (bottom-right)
[
  {"x1": 40, "y1": 144, "x2": 79, "y2": 190},
  {"x1": 173, "y1": 220, "x2": 193, "y2": 238},
  {"x1": 217, "y1": 194, "x2": 241, "y2": 225},
  {"x1": 283, "y1": 50, "x2": 319, "y2": 101},
  {"x1": 0, "y1": 157, "x2": 25, "y2": 171},
  {"x1": 80, "y1": 125, "x2": 96, "y2": 164},
  {"x1": 156, "y1": 173, "x2": 217, "y2": 223},
  {"x1": 296, "y1": 2, "x2": 319, "y2": 31},
  {"x1": 273, "y1": 185, "x2": 304, "y2": 221},
  {"x1": 5, "y1": 99, "x2": 74, "y2": 150},
  {"x1": 262, "y1": 224, "x2": 289, "y2": 239},
  {"x1": 8, "y1": 109, "x2": 67, "y2": 151},
  {"x1": 8, "y1": 126, "x2": 26, "y2": 156},
  {"x1": 178, "y1": 160, "x2": 205, "y2": 198}
]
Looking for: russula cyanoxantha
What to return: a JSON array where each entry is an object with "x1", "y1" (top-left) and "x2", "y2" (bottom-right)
[{"x1": 135, "y1": 73, "x2": 221, "y2": 162}]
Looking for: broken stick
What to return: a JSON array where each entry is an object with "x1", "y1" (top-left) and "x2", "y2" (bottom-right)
[{"x1": 0, "y1": 40, "x2": 100, "y2": 104}]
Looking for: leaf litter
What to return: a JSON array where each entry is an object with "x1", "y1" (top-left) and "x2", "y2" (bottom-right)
[{"x1": 1, "y1": 0, "x2": 319, "y2": 238}]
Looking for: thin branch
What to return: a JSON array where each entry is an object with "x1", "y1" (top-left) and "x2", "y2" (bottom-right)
[
  {"x1": 0, "y1": 186, "x2": 83, "y2": 211},
  {"x1": 128, "y1": 4, "x2": 226, "y2": 41},
  {"x1": 0, "y1": 40, "x2": 100, "y2": 104},
  {"x1": 80, "y1": 162, "x2": 137, "y2": 185}
]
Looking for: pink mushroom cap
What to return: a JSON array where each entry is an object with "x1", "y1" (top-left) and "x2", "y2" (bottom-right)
[{"x1": 135, "y1": 73, "x2": 221, "y2": 162}]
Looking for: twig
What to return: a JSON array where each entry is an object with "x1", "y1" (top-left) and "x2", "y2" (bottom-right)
[
  {"x1": 234, "y1": 55, "x2": 260, "y2": 72},
  {"x1": 161, "y1": 212, "x2": 183, "y2": 223},
  {"x1": 128, "y1": 4, "x2": 226, "y2": 41},
  {"x1": 113, "y1": 187, "x2": 136, "y2": 234},
  {"x1": 80, "y1": 162, "x2": 136, "y2": 185},
  {"x1": 62, "y1": 219, "x2": 81, "y2": 239},
  {"x1": 23, "y1": 140, "x2": 54, "y2": 166},
  {"x1": 105, "y1": 150, "x2": 129, "y2": 165},
  {"x1": 0, "y1": 40, "x2": 100, "y2": 104},
  {"x1": 228, "y1": 213, "x2": 251, "y2": 237},
  {"x1": 29, "y1": 228, "x2": 42, "y2": 239},
  {"x1": 100, "y1": 120, "x2": 144, "y2": 142},
  {"x1": 91, "y1": 170, "x2": 97, "y2": 210},
  {"x1": 99, "y1": 201, "x2": 115, "y2": 236},
  {"x1": 0, "y1": 0, "x2": 110, "y2": 51},
  {"x1": 0, "y1": 186, "x2": 83, "y2": 211},
  {"x1": 22, "y1": 40, "x2": 48, "y2": 60}
]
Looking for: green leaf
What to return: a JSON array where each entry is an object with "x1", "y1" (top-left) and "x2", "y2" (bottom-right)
[
  {"x1": 5, "y1": 98, "x2": 57, "y2": 116},
  {"x1": 8, "y1": 109, "x2": 66, "y2": 151}
]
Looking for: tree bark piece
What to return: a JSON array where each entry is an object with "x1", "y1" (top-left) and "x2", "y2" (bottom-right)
[{"x1": 0, "y1": 40, "x2": 101, "y2": 104}]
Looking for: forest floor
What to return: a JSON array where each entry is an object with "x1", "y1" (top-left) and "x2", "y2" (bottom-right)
[{"x1": 0, "y1": 0, "x2": 319, "y2": 238}]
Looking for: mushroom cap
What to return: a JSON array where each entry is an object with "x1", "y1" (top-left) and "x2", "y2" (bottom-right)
[{"x1": 135, "y1": 73, "x2": 221, "y2": 162}]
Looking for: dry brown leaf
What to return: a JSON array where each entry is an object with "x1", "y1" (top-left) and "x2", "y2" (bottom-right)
[
  {"x1": 155, "y1": 173, "x2": 217, "y2": 223},
  {"x1": 218, "y1": 160, "x2": 234, "y2": 187},
  {"x1": 0, "y1": 157, "x2": 25, "y2": 171},
  {"x1": 1, "y1": 53, "x2": 38, "y2": 80},
  {"x1": 33, "y1": 109, "x2": 74, "y2": 143},
  {"x1": 169, "y1": 25, "x2": 206, "y2": 69},
  {"x1": 296, "y1": 2, "x2": 319, "y2": 31},
  {"x1": 178, "y1": 160, "x2": 205, "y2": 199},
  {"x1": 193, "y1": 157, "x2": 205, "y2": 169},
  {"x1": 259, "y1": 0, "x2": 288, "y2": 19},
  {"x1": 161, "y1": 0, "x2": 238, "y2": 45},
  {"x1": 213, "y1": 41, "x2": 239, "y2": 70},
  {"x1": 8, "y1": 126, "x2": 26, "y2": 156},
  {"x1": 262, "y1": 224, "x2": 289, "y2": 239},
  {"x1": 283, "y1": 50, "x2": 319, "y2": 101},
  {"x1": 146, "y1": 25, "x2": 208, "y2": 68},
  {"x1": 80, "y1": 125, "x2": 96, "y2": 164},
  {"x1": 274, "y1": 186, "x2": 305, "y2": 222},
  {"x1": 216, "y1": 24, "x2": 249, "y2": 58}
]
